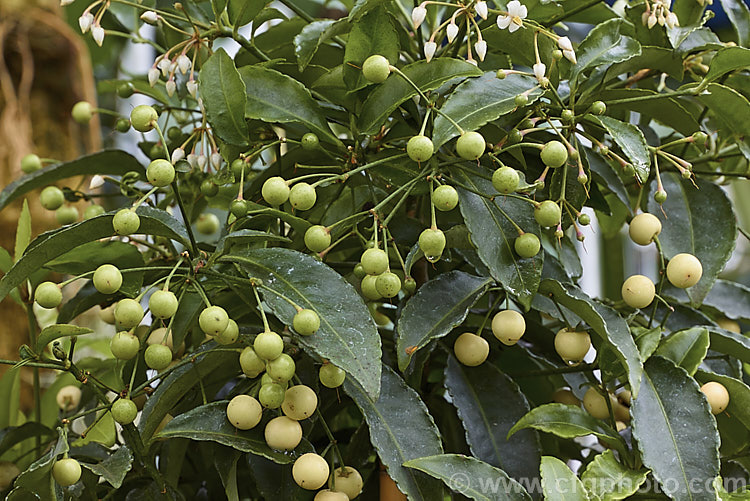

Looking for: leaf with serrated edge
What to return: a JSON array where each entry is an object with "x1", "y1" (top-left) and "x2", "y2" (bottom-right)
[
  {"x1": 572, "y1": 19, "x2": 641, "y2": 84},
  {"x1": 397, "y1": 271, "x2": 491, "y2": 371},
  {"x1": 540, "y1": 456, "x2": 589, "y2": 501},
  {"x1": 581, "y1": 450, "x2": 649, "y2": 501},
  {"x1": 83, "y1": 446, "x2": 133, "y2": 488},
  {"x1": 654, "y1": 327, "x2": 709, "y2": 375}
]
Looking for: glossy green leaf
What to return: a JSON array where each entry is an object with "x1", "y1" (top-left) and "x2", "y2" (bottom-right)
[
  {"x1": 199, "y1": 48, "x2": 248, "y2": 146},
  {"x1": 7, "y1": 427, "x2": 67, "y2": 501},
  {"x1": 596, "y1": 88, "x2": 700, "y2": 136},
  {"x1": 698, "y1": 83, "x2": 750, "y2": 160},
  {"x1": 572, "y1": 19, "x2": 641, "y2": 84},
  {"x1": 647, "y1": 173, "x2": 737, "y2": 305},
  {"x1": 228, "y1": 0, "x2": 269, "y2": 27},
  {"x1": 223, "y1": 247, "x2": 381, "y2": 398},
  {"x1": 0, "y1": 150, "x2": 144, "y2": 212},
  {"x1": 344, "y1": 364, "x2": 443, "y2": 500},
  {"x1": 83, "y1": 446, "x2": 133, "y2": 488},
  {"x1": 238, "y1": 65, "x2": 342, "y2": 147},
  {"x1": 673, "y1": 0, "x2": 706, "y2": 25},
  {"x1": 343, "y1": 7, "x2": 399, "y2": 90},
  {"x1": 654, "y1": 327, "x2": 709, "y2": 375},
  {"x1": 707, "y1": 327, "x2": 750, "y2": 364},
  {"x1": 587, "y1": 115, "x2": 650, "y2": 182},
  {"x1": 214, "y1": 229, "x2": 291, "y2": 257},
  {"x1": 214, "y1": 447, "x2": 241, "y2": 501},
  {"x1": 444, "y1": 355, "x2": 541, "y2": 483},
  {"x1": 0, "y1": 367, "x2": 21, "y2": 429},
  {"x1": 695, "y1": 371, "x2": 750, "y2": 431},
  {"x1": 73, "y1": 410, "x2": 116, "y2": 447},
  {"x1": 156, "y1": 402, "x2": 308, "y2": 463},
  {"x1": 432, "y1": 73, "x2": 543, "y2": 149},
  {"x1": 704, "y1": 47, "x2": 750, "y2": 83},
  {"x1": 0, "y1": 422, "x2": 54, "y2": 457},
  {"x1": 538, "y1": 279, "x2": 643, "y2": 396},
  {"x1": 35, "y1": 324, "x2": 93, "y2": 352},
  {"x1": 540, "y1": 456, "x2": 588, "y2": 501},
  {"x1": 456, "y1": 170, "x2": 542, "y2": 308},
  {"x1": 631, "y1": 356, "x2": 720, "y2": 501},
  {"x1": 0, "y1": 206, "x2": 189, "y2": 303},
  {"x1": 508, "y1": 403, "x2": 626, "y2": 455},
  {"x1": 358, "y1": 58, "x2": 482, "y2": 135},
  {"x1": 581, "y1": 450, "x2": 649, "y2": 501},
  {"x1": 14, "y1": 199, "x2": 30, "y2": 262},
  {"x1": 396, "y1": 271, "x2": 491, "y2": 371},
  {"x1": 719, "y1": 0, "x2": 750, "y2": 46},
  {"x1": 403, "y1": 454, "x2": 531, "y2": 501},
  {"x1": 294, "y1": 19, "x2": 343, "y2": 72}
]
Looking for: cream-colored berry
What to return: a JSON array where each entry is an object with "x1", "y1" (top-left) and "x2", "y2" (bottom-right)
[{"x1": 629, "y1": 213, "x2": 661, "y2": 245}]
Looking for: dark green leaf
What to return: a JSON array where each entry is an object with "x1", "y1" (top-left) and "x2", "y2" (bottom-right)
[
  {"x1": 343, "y1": 7, "x2": 399, "y2": 90},
  {"x1": 35, "y1": 324, "x2": 93, "y2": 353},
  {"x1": 294, "y1": 19, "x2": 345, "y2": 72},
  {"x1": 572, "y1": 19, "x2": 641, "y2": 85},
  {"x1": 654, "y1": 327, "x2": 709, "y2": 375},
  {"x1": 214, "y1": 447, "x2": 241, "y2": 501},
  {"x1": 223, "y1": 248, "x2": 381, "y2": 398},
  {"x1": 72, "y1": 410, "x2": 115, "y2": 447},
  {"x1": 199, "y1": 48, "x2": 248, "y2": 146},
  {"x1": 696, "y1": 279, "x2": 750, "y2": 322},
  {"x1": 581, "y1": 450, "x2": 649, "y2": 501},
  {"x1": 455, "y1": 170, "x2": 542, "y2": 308},
  {"x1": 0, "y1": 423, "x2": 54, "y2": 457},
  {"x1": 344, "y1": 364, "x2": 443, "y2": 500},
  {"x1": 540, "y1": 456, "x2": 588, "y2": 501},
  {"x1": 586, "y1": 115, "x2": 650, "y2": 182},
  {"x1": 0, "y1": 151, "x2": 144, "y2": 212},
  {"x1": 704, "y1": 47, "x2": 750, "y2": 83},
  {"x1": 7, "y1": 427, "x2": 67, "y2": 501},
  {"x1": 403, "y1": 454, "x2": 531, "y2": 501},
  {"x1": 647, "y1": 173, "x2": 738, "y2": 305},
  {"x1": 596, "y1": 88, "x2": 700, "y2": 136},
  {"x1": 14, "y1": 199, "x2": 30, "y2": 262},
  {"x1": 444, "y1": 355, "x2": 541, "y2": 483},
  {"x1": 358, "y1": 58, "x2": 482, "y2": 135},
  {"x1": 698, "y1": 83, "x2": 750, "y2": 160},
  {"x1": 719, "y1": 0, "x2": 750, "y2": 46},
  {"x1": 83, "y1": 446, "x2": 133, "y2": 488},
  {"x1": 708, "y1": 327, "x2": 750, "y2": 365},
  {"x1": 214, "y1": 229, "x2": 291, "y2": 257},
  {"x1": 228, "y1": 0, "x2": 269, "y2": 27},
  {"x1": 0, "y1": 364, "x2": 20, "y2": 429},
  {"x1": 396, "y1": 271, "x2": 491, "y2": 371},
  {"x1": 631, "y1": 356, "x2": 720, "y2": 501},
  {"x1": 432, "y1": 73, "x2": 543, "y2": 149}
]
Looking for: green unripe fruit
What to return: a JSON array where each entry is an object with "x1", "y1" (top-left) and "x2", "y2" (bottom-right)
[
  {"x1": 230, "y1": 199, "x2": 248, "y2": 219},
  {"x1": 629, "y1": 213, "x2": 662, "y2": 246},
  {"x1": 577, "y1": 172, "x2": 588, "y2": 185},
  {"x1": 262, "y1": 176, "x2": 290, "y2": 206},
  {"x1": 514, "y1": 233, "x2": 540, "y2": 258},
  {"x1": 654, "y1": 189, "x2": 667, "y2": 204},
  {"x1": 376, "y1": 271, "x2": 401, "y2": 298},
  {"x1": 583, "y1": 388, "x2": 616, "y2": 419},
  {"x1": 72, "y1": 101, "x2": 93, "y2": 124},
  {"x1": 406, "y1": 135, "x2": 434, "y2": 162},
  {"x1": 432, "y1": 185, "x2": 458, "y2": 211},
  {"x1": 115, "y1": 118, "x2": 131, "y2": 133},
  {"x1": 329, "y1": 467, "x2": 364, "y2": 500},
  {"x1": 621, "y1": 274, "x2": 655, "y2": 309},
  {"x1": 289, "y1": 182, "x2": 317, "y2": 211},
  {"x1": 534, "y1": 201, "x2": 561, "y2": 227},
  {"x1": 110, "y1": 332, "x2": 140, "y2": 360},
  {"x1": 692, "y1": 131, "x2": 708, "y2": 147},
  {"x1": 456, "y1": 131, "x2": 486, "y2": 160},
  {"x1": 506, "y1": 129, "x2": 522, "y2": 144},
  {"x1": 304, "y1": 225, "x2": 331, "y2": 253},
  {"x1": 301, "y1": 132, "x2": 319, "y2": 150},
  {"x1": 293, "y1": 453, "x2": 330, "y2": 490},
  {"x1": 282, "y1": 385, "x2": 318, "y2": 420},
  {"x1": 419, "y1": 228, "x2": 446, "y2": 262},
  {"x1": 226, "y1": 394, "x2": 263, "y2": 430},
  {"x1": 115, "y1": 298, "x2": 144, "y2": 330},
  {"x1": 35, "y1": 281, "x2": 62, "y2": 308},
  {"x1": 40, "y1": 186, "x2": 65, "y2": 210},
  {"x1": 146, "y1": 159, "x2": 175, "y2": 187},
  {"x1": 540, "y1": 140, "x2": 568, "y2": 168},
  {"x1": 266, "y1": 353, "x2": 296, "y2": 382},
  {"x1": 454, "y1": 332, "x2": 489, "y2": 367},
  {"x1": 578, "y1": 213, "x2": 591, "y2": 226},
  {"x1": 362, "y1": 55, "x2": 391, "y2": 83},
  {"x1": 319, "y1": 363, "x2": 346, "y2": 388},
  {"x1": 111, "y1": 398, "x2": 138, "y2": 425},
  {"x1": 496, "y1": 69, "x2": 507, "y2": 79},
  {"x1": 293, "y1": 309, "x2": 320, "y2": 336},
  {"x1": 195, "y1": 213, "x2": 220, "y2": 235},
  {"x1": 360, "y1": 274, "x2": 382, "y2": 300},
  {"x1": 492, "y1": 166, "x2": 520, "y2": 194},
  {"x1": 113, "y1": 209, "x2": 140, "y2": 235},
  {"x1": 149, "y1": 290, "x2": 179, "y2": 319},
  {"x1": 259, "y1": 382, "x2": 285, "y2": 408},
  {"x1": 360, "y1": 248, "x2": 389, "y2": 275},
  {"x1": 590, "y1": 101, "x2": 606, "y2": 115},
  {"x1": 666, "y1": 253, "x2": 702, "y2": 289},
  {"x1": 264, "y1": 415, "x2": 302, "y2": 450},
  {"x1": 166, "y1": 126, "x2": 182, "y2": 142},
  {"x1": 239, "y1": 346, "x2": 266, "y2": 377},
  {"x1": 84, "y1": 204, "x2": 105, "y2": 219},
  {"x1": 554, "y1": 328, "x2": 591, "y2": 364},
  {"x1": 21, "y1": 153, "x2": 42, "y2": 173},
  {"x1": 701, "y1": 382, "x2": 730, "y2": 415},
  {"x1": 149, "y1": 145, "x2": 166, "y2": 162},
  {"x1": 144, "y1": 344, "x2": 172, "y2": 370},
  {"x1": 491, "y1": 309, "x2": 526, "y2": 346},
  {"x1": 254, "y1": 330, "x2": 284, "y2": 360},
  {"x1": 231, "y1": 159, "x2": 249, "y2": 181},
  {"x1": 117, "y1": 82, "x2": 135, "y2": 98},
  {"x1": 199, "y1": 306, "x2": 229, "y2": 336},
  {"x1": 514, "y1": 94, "x2": 529, "y2": 107},
  {"x1": 93, "y1": 264, "x2": 122, "y2": 294},
  {"x1": 200, "y1": 179, "x2": 219, "y2": 197},
  {"x1": 552, "y1": 49, "x2": 563, "y2": 60},
  {"x1": 56, "y1": 206, "x2": 79, "y2": 225},
  {"x1": 403, "y1": 276, "x2": 417, "y2": 295},
  {"x1": 52, "y1": 458, "x2": 81, "y2": 487},
  {"x1": 261, "y1": 373, "x2": 285, "y2": 387},
  {"x1": 216, "y1": 319, "x2": 239, "y2": 345},
  {"x1": 353, "y1": 263, "x2": 367, "y2": 279},
  {"x1": 130, "y1": 105, "x2": 158, "y2": 132},
  {"x1": 561, "y1": 109, "x2": 575, "y2": 124}
]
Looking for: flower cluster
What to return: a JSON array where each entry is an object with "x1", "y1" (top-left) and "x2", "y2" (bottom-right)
[{"x1": 643, "y1": 0, "x2": 680, "y2": 29}]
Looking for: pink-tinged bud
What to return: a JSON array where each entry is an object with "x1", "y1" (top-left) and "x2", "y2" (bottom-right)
[
  {"x1": 172, "y1": 148, "x2": 186, "y2": 164},
  {"x1": 92, "y1": 25, "x2": 105, "y2": 47},
  {"x1": 211, "y1": 153, "x2": 222, "y2": 168},
  {"x1": 79, "y1": 13, "x2": 94, "y2": 33},
  {"x1": 475, "y1": 1, "x2": 488, "y2": 20},
  {"x1": 187, "y1": 80, "x2": 198, "y2": 97},
  {"x1": 197, "y1": 155, "x2": 207, "y2": 169},
  {"x1": 533, "y1": 62, "x2": 546, "y2": 82},
  {"x1": 475, "y1": 40, "x2": 487, "y2": 61},
  {"x1": 557, "y1": 36, "x2": 573, "y2": 52},
  {"x1": 165, "y1": 79, "x2": 176, "y2": 97},
  {"x1": 148, "y1": 68, "x2": 160, "y2": 87},
  {"x1": 424, "y1": 41, "x2": 437, "y2": 62},
  {"x1": 140, "y1": 11, "x2": 159, "y2": 24},
  {"x1": 446, "y1": 22, "x2": 459, "y2": 42},
  {"x1": 89, "y1": 175, "x2": 105, "y2": 189},
  {"x1": 187, "y1": 154, "x2": 198, "y2": 168},
  {"x1": 177, "y1": 54, "x2": 191, "y2": 74},
  {"x1": 411, "y1": 6, "x2": 427, "y2": 29}
]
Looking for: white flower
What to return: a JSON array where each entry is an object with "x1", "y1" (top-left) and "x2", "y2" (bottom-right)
[
  {"x1": 475, "y1": 40, "x2": 487, "y2": 61},
  {"x1": 557, "y1": 36, "x2": 573, "y2": 52},
  {"x1": 666, "y1": 11, "x2": 679, "y2": 28},
  {"x1": 476, "y1": 1, "x2": 488, "y2": 20},
  {"x1": 92, "y1": 25, "x2": 105, "y2": 47},
  {"x1": 140, "y1": 11, "x2": 159, "y2": 24},
  {"x1": 148, "y1": 67, "x2": 160, "y2": 87},
  {"x1": 447, "y1": 21, "x2": 459, "y2": 42},
  {"x1": 165, "y1": 79, "x2": 176, "y2": 97},
  {"x1": 89, "y1": 175, "x2": 105, "y2": 189},
  {"x1": 60, "y1": 0, "x2": 74, "y2": 6},
  {"x1": 172, "y1": 148, "x2": 185, "y2": 164},
  {"x1": 533, "y1": 62, "x2": 546, "y2": 82},
  {"x1": 197, "y1": 154, "x2": 207, "y2": 169},
  {"x1": 647, "y1": 13, "x2": 657, "y2": 28},
  {"x1": 412, "y1": 5, "x2": 427, "y2": 29},
  {"x1": 187, "y1": 154, "x2": 198, "y2": 168},
  {"x1": 186, "y1": 80, "x2": 198, "y2": 98},
  {"x1": 78, "y1": 13, "x2": 94, "y2": 33},
  {"x1": 497, "y1": 0, "x2": 527, "y2": 33},
  {"x1": 563, "y1": 49, "x2": 577, "y2": 64},
  {"x1": 424, "y1": 41, "x2": 437, "y2": 62},
  {"x1": 177, "y1": 54, "x2": 191, "y2": 74},
  {"x1": 211, "y1": 153, "x2": 222, "y2": 168},
  {"x1": 158, "y1": 58, "x2": 171, "y2": 77}
]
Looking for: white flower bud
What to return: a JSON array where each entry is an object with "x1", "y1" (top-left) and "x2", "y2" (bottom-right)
[
  {"x1": 79, "y1": 13, "x2": 94, "y2": 33},
  {"x1": 169, "y1": 61, "x2": 178, "y2": 73},
  {"x1": 475, "y1": 40, "x2": 487, "y2": 61},
  {"x1": 475, "y1": 1, "x2": 488, "y2": 20},
  {"x1": 563, "y1": 49, "x2": 577, "y2": 65},
  {"x1": 187, "y1": 154, "x2": 198, "y2": 168},
  {"x1": 140, "y1": 11, "x2": 159, "y2": 24},
  {"x1": 412, "y1": 6, "x2": 427, "y2": 29},
  {"x1": 424, "y1": 41, "x2": 437, "y2": 62},
  {"x1": 60, "y1": 0, "x2": 74, "y2": 6},
  {"x1": 196, "y1": 154, "x2": 207, "y2": 169},
  {"x1": 666, "y1": 11, "x2": 679, "y2": 28},
  {"x1": 657, "y1": 12, "x2": 666, "y2": 26},
  {"x1": 171, "y1": 148, "x2": 186, "y2": 164},
  {"x1": 557, "y1": 36, "x2": 573, "y2": 52},
  {"x1": 92, "y1": 25, "x2": 105, "y2": 47},
  {"x1": 647, "y1": 13, "x2": 657, "y2": 28},
  {"x1": 158, "y1": 58, "x2": 171, "y2": 77},
  {"x1": 177, "y1": 54, "x2": 191, "y2": 75},
  {"x1": 533, "y1": 62, "x2": 546, "y2": 82},
  {"x1": 447, "y1": 22, "x2": 459, "y2": 42},
  {"x1": 186, "y1": 80, "x2": 198, "y2": 98},
  {"x1": 89, "y1": 175, "x2": 105, "y2": 189},
  {"x1": 148, "y1": 67, "x2": 160, "y2": 87},
  {"x1": 165, "y1": 79, "x2": 176, "y2": 97},
  {"x1": 211, "y1": 153, "x2": 222, "y2": 168},
  {"x1": 642, "y1": 10, "x2": 652, "y2": 25}
]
